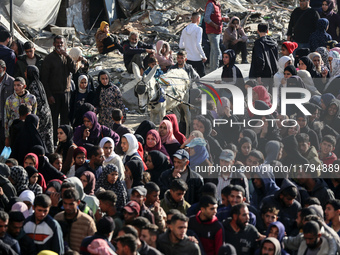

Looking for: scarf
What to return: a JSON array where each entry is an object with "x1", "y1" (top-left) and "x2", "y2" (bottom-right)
[
  {"x1": 78, "y1": 74, "x2": 88, "y2": 94},
  {"x1": 82, "y1": 171, "x2": 96, "y2": 195},
  {"x1": 147, "y1": 151, "x2": 171, "y2": 182},
  {"x1": 82, "y1": 111, "x2": 102, "y2": 141},
  {"x1": 26, "y1": 65, "x2": 48, "y2": 104},
  {"x1": 221, "y1": 49, "x2": 237, "y2": 83},
  {"x1": 24, "y1": 153, "x2": 39, "y2": 169},
  {"x1": 123, "y1": 134, "x2": 139, "y2": 156},
  {"x1": 134, "y1": 120, "x2": 157, "y2": 142},
  {"x1": 73, "y1": 146, "x2": 87, "y2": 170},
  {"x1": 10, "y1": 166, "x2": 29, "y2": 195},
  {"x1": 216, "y1": 97, "x2": 231, "y2": 117},
  {"x1": 125, "y1": 160, "x2": 144, "y2": 187},
  {"x1": 253, "y1": 85, "x2": 272, "y2": 107},
  {"x1": 324, "y1": 58, "x2": 340, "y2": 91},
  {"x1": 159, "y1": 120, "x2": 178, "y2": 144},
  {"x1": 99, "y1": 137, "x2": 118, "y2": 163},
  {"x1": 144, "y1": 129, "x2": 170, "y2": 158},
  {"x1": 299, "y1": 56, "x2": 315, "y2": 74},
  {"x1": 316, "y1": 47, "x2": 329, "y2": 68},
  {"x1": 163, "y1": 114, "x2": 186, "y2": 145},
  {"x1": 189, "y1": 145, "x2": 209, "y2": 168}
]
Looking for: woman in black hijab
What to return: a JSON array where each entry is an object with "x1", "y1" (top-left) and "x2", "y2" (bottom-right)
[
  {"x1": 239, "y1": 129, "x2": 258, "y2": 149},
  {"x1": 26, "y1": 65, "x2": 54, "y2": 153},
  {"x1": 125, "y1": 160, "x2": 144, "y2": 189},
  {"x1": 146, "y1": 151, "x2": 171, "y2": 183},
  {"x1": 55, "y1": 125, "x2": 77, "y2": 174},
  {"x1": 134, "y1": 120, "x2": 157, "y2": 143},
  {"x1": 11, "y1": 114, "x2": 47, "y2": 165},
  {"x1": 221, "y1": 49, "x2": 245, "y2": 93},
  {"x1": 299, "y1": 57, "x2": 317, "y2": 77},
  {"x1": 295, "y1": 48, "x2": 310, "y2": 67}
]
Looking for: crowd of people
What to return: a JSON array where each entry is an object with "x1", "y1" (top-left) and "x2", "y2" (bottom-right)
[{"x1": 0, "y1": 0, "x2": 340, "y2": 254}]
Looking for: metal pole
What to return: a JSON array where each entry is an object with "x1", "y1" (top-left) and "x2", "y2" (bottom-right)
[{"x1": 10, "y1": 0, "x2": 13, "y2": 35}]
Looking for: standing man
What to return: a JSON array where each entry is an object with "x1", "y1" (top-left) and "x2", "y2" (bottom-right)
[
  {"x1": 0, "y1": 60, "x2": 14, "y2": 150},
  {"x1": 0, "y1": 30, "x2": 15, "y2": 76},
  {"x1": 204, "y1": 0, "x2": 229, "y2": 72},
  {"x1": 287, "y1": 0, "x2": 319, "y2": 49},
  {"x1": 54, "y1": 189, "x2": 96, "y2": 253},
  {"x1": 180, "y1": 12, "x2": 207, "y2": 77},
  {"x1": 188, "y1": 196, "x2": 224, "y2": 255},
  {"x1": 249, "y1": 23, "x2": 278, "y2": 93},
  {"x1": 23, "y1": 194, "x2": 64, "y2": 254},
  {"x1": 41, "y1": 35, "x2": 76, "y2": 143}
]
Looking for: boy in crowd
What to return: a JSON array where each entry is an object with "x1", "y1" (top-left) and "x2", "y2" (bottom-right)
[{"x1": 319, "y1": 135, "x2": 338, "y2": 166}]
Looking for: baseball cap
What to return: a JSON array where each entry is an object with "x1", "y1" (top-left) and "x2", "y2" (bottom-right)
[
  {"x1": 132, "y1": 186, "x2": 147, "y2": 196},
  {"x1": 173, "y1": 149, "x2": 189, "y2": 160},
  {"x1": 219, "y1": 149, "x2": 235, "y2": 162},
  {"x1": 123, "y1": 201, "x2": 140, "y2": 214}
]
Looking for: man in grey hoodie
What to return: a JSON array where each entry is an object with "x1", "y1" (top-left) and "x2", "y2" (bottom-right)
[{"x1": 179, "y1": 12, "x2": 207, "y2": 77}]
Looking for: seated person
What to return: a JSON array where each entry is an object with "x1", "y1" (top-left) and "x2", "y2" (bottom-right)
[
  {"x1": 95, "y1": 21, "x2": 123, "y2": 54},
  {"x1": 122, "y1": 31, "x2": 154, "y2": 74},
  {"x1": 155, "y1": 40, "x2": 174, "y2": 72},
  {"x1": 143, "y1": 57, "x2": 164, "y2": 78},
  {"x1": 223, "y1": 16, "x2": 248, "y2": 64}
]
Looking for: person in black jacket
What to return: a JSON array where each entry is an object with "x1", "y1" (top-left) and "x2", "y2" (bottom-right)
[
  {"x1": 158, "y1": 149, "x2": 203, "y2": 205},
  {"x1": 249, "y1": 23, "x2": 278, "y2": 93},
  {"x1": 122, "y1": 31, "x2": 154, "y2": 73}
]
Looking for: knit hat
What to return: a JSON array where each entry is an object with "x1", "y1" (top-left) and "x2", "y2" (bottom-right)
[
  {"x1": 282, "y1": 41, "x2": 298, "y2": 54},
  {"x1": 96, "y1": 216, "x2": 115, "y2": 235}
]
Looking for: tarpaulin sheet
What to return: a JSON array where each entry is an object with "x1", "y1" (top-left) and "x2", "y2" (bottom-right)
[{"x1": 6, "y1": 0, "x2": 62, "y2": 30}]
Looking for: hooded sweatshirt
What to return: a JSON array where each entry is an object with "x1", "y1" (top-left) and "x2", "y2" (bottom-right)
[
  {"x1": 221, "y1": 49, "x2": 245, "y2": 92},
  {"x1": 261, "y1": 179, "x2": 302, "y2": 235},
  {"x1": 249, "y1": 35, "x2": 278, "y2": 78},
  {"x1": 309, "y1": 18, "x2": 332, "y2": 52},
  {"x1": 223, "y1": 16, "x2": 248, "y2": 48},
  {"x1": 179, "y1": 22, "x2": 207, "y2": 61},
  {"x1": 261, "y1": 237, "x2": 281, "y2": 255},
  {"x1": 273, "y1": 56, "x2": 292, "y2": 88},
  {"x1": 155, "y1": 40, "x2": 174, "y2": 68}
]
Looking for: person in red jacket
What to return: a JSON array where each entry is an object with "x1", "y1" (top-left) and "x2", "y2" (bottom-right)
[
  {"x1": 188, "y1": 195, "x2": 224, "y2": 255},
  {"x1": 204, "y1": 0, "x2": 229, "y2": 72}
]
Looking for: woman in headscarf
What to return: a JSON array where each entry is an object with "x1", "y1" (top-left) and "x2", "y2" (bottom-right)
[
  {"x1": 309, "y1": 18, "x2": 332, "y2": 52},
  {"x1": 285, "y1": 76, "x2": 307, "y2": 116},
  {"x1": 158, "y1": 120, "x2": 181, "y2": 158},
  {"x1": 11, "y1": 202, "x2": 30, "y2": 218},
  {"x1": 294, "y1": 48, "x2": 310, "y2": 68},
  {"x1": 99, "y1": 137, "x2": 125, "y2": 181},
  {"x1": 80, "y1": 171, "x2": 96, "y2": 196},
  {"x1": 324, "y1": 58, "x2": 340, "y2": 96},
  {"x1": 316, "y1": 46, "x2": 330, "y2": 68},
  {"x1": 273, "y1": 56, "x2": 292, "y2": 88},
  {"x1": 144, "y1": 129, "x2": 170, "y2": 161},
  {"x1": 55, "y1": 125, "x2": 77, "y2": 174},
  {"x1": 45, "y1": 180, "x2": 62, "y2": 195},
  {"x1": 26, "y1": 65, "x2": 54, "y2": 153},
  {"x1": 320, "y1": 98, "x2": 340, "y2": 133},
  {"x1": 125, "y1": 160, "x2": 144, "y2": 190},
  {"x1": 186, "y1": 137, "x2": 211, "y2": 170},
  {"x1": 72, "y1": 103, "x2": 95, "y2": 129},
  {"x1": 73, "y1": 111, "x2": 119, "y2": 147},
  {"x1": 328, "y1": 50, "x2": 340, "y2": 64},
  {"x1": 318, "y1": 0, "x2": 340, "y2": 42},
  {"x1": 25, "y1": 165, "x2": 42, "y2": 196},
  {"x1": 219, "y1": 49, "x2": 245, "y2": 93},
  {"x1": 296, "y1": 111, "x2": 320, "y2": 151},
  {"x1": 67, "y1": 146, "x2": 87, "y2": 177},
  {"x1": 93, "y1": 70, "x2": 126, "y2": 127},
  {"x1": 155, "y1": 40, "x2": 174, "y2": 72},
  {"x1": 19, "y1": 190, "x2": 35, "y2": 216},
  {"x1": 121, "y1": 133, "x2": 143, "y2": 165},
  {"x1": 9, "y1": 166, "x2": 29, "y2": 195},
  {"x1": 23, "y1": 152, "x2": 47, "y2": 192},
  {"x1": 308, "y1": 52, "x2": 329, "y2": 91},
  {"x1": 252, "y1": 86, "x2": 272, "y2": 108},
  {"x1": 239, "y1": 129, "x2": 258, "y2": 149},
  {"x1": 96, "y1": 164, "x2": 127, "y2": 210},
  {"x1": 163, "y1": 114, "x2": 186, "y2": 145},
  {"x1": 11, "y1": 114, "x2": 47, "y2": 164},
  {"x1": 236, "y1": 137, "x2": 253, "y2": 164},
  {"x1": 298, "y1": 56, "x2": 316, "y2": 76},
  {"x1": 321, "y1": 93, "x2": 336, "y2": 110},
  {"x1": 69, "y1": 75, "x2": 95, "y2": 125},
  {"x1": 146, "y1": 150, "x2": 171, "y2": 183},
  {"x1": 134, "y1": 120, "x2": 156, "y2": 143}
]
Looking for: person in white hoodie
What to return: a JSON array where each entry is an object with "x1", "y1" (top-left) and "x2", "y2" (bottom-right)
[{"x1": 179, "y1": 12, "x2": 207, "y2": 77}]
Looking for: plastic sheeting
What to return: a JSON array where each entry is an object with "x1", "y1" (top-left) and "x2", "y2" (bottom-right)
[
  {"x1": 67, "y1": 2, "x2": 86, "y2": 35},
  {"x1": 6, "y1": 0, "x2": 62, "y2": 30},
  {"x1": 117, "y1": 0, "x2": 142, "y2": 18}
]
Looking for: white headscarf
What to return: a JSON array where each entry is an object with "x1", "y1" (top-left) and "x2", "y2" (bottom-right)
[
  {"x1": 123, "y1": 133, "x2": 138, "y2": 156},
  {"x1": 78, "y1": 74, "x2": 88, "y2": 93},
  {"x1": 19, "y1": 190, "x2": 35, "y2": 216},
  {"x1": 99, "y1": 137, "x2": 118, "y2": 162},
  {"x1": 324, "y1": 58, "x2": 340, "y2": 91}
]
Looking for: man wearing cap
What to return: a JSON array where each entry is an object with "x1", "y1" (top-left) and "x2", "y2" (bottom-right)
[
  {"x1": 131, "y1": 186, "x2": 155, "y2": 224},
  {"x1": 123, "y1": 201, "x2": 141, "y2": 225},
  {"x1": 80, "y1": 216, "x2": 116, "y2": 255},
  {"x1": 159, "y1": 149, "x2": 204, "y2": 205},
  {"x1": 0, "y1": 60, "x2": 14, "y2": 151},
  {"x1": 217, "y1": 149, "x2": 249, "y2": 203}
]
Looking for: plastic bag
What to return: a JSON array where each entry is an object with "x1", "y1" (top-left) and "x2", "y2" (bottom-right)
[{"x1": 0, "y1": 146, "x2": 11, "y2": 163}]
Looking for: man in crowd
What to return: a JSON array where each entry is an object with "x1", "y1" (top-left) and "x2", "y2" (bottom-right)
[
  {"x1": 130, "y1": 186, "x2": 155, "y2": 224},
  {"x1": 54, "y1": 189, "x2": 96, "y2": 253},
  {"x1": 23, "y1": 194, "x2": 64, "y2": 254},
  {"x1": 249, "y1": 23, "x2": 278, "y2": 92},
  {"x1": 157, "y1": 213, "x2": 201, "y2": 255},
  {"x1": 325, "y1": 199, "x2": 340, "y2": 235},
  {"x1": 0, "y1": 60, "x2": 14, "y2": 150},
  {"x1": 140, "y1": 223, "x2": 159, "y2": 249},
  {"x1": 14, "y1": 41, "x2": 43, "y2": 79},
  {"x1": 123, "y1": 201, "x2": 141, "y2": 225},
  {"x1": 0, "y1": 30, "x2": 15, "y2": 76},
  {"x1": 298, "y1": 221, "x2": 330, "y2": 254},
  {"x1": 122, "y1": 31, "x2": 154, "y2": 74},
  {"x1": 41, "y1": 35, "x2": 76, "y2": 143},
  {"x1": 188, "y1": 195, "x2": 224, "y2": 255},
  {"x1": 168, "y1": 50, "x2": 200, "y2": 81},
  {"x1": 179, "y1": 12, "x2": 207, "y2": 77},
  {"x1": 116, "y1": 234, "x2": 139, "y2": 255},
  {"x1": 75, "y1": 145, "x2": 104, "y2": 179},
  {"x1": 0, "y1": 211, "x2": 20, "y2": 254},
  {"x1": 287, "y1": 0, "x2": 319, "y2": 49}
]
